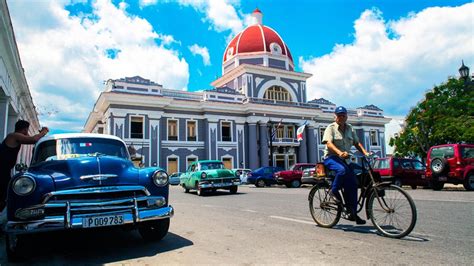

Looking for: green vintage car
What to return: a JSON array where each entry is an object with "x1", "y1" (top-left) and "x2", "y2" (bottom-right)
[{"x1": 180, "y1": 160, "x2": 241, "y2": 196}]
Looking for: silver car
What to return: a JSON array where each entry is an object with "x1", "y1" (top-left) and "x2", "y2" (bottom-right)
[{"x1": 301, "y1": 167, "x2": 317, "y2": 185}]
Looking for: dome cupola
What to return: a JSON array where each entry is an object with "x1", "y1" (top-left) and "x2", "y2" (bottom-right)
[{"x1": 222, "y1": 9, "x2": 294, "y2": 73}]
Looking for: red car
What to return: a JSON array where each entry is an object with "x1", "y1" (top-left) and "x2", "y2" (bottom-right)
[
  {"x1": 274, "y1": 163, "x2": 315, "y2": 188},
  {"x1": 372, "y1": 157, "x2": 428, "y2": 189},
  {"x1": 426, "y1": 143, "x2": 474, "y2": 191}
]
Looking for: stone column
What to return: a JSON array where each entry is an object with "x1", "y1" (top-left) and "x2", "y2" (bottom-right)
[
  {"x1": 307, "y1": 125, "x2": 317, "y2": 163},
  {"x1": 248, "y1": 123, "x2": 258, "y2": 169},
  {"x1": 259, "y1": 122, "x2": 269, "y2": 167},
  {"x1": 298, "y1": 128, "x2": 308, "y2": 163}
]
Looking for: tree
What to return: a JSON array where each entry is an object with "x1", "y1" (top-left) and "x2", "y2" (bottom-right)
[{"x1": 390, "y1": 78, "x2": 474, "y2": 159}]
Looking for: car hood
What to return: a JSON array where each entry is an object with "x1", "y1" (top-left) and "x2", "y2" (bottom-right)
[
  {"x1": 275, "y1": 170, "x2": 292, "y2": 176},
  {"x1": 204, "y1": 169, "x2": 235, "y2": 179},
  {"x1": 29, "y1": 156, "x2": 138, "y2": 190}
]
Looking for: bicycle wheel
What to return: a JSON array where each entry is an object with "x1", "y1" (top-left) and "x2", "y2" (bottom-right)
[
  {"x1": 368, "y1": 185, "x2": 417, "y2": 238},
  {"x1": 309, "y1": 185, "x2": 342, "y2": 228}
]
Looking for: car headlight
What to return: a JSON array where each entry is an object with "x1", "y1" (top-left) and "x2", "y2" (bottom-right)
[
  {"x1": 152, "y1": 170, "x2": 168, "y2": 186},
  {"x1": 201, "y1": 172, "x2": 207, "y2": 179},
  {"x1": 12, "y1": 176, "x2": 36, "y2": 196}
]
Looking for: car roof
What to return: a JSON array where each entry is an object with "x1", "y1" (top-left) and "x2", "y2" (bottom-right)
[{"x1": 36, "y1": 133, "x2": 126, "y2": 147}]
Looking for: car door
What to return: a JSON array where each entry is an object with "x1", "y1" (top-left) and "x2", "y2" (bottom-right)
[
  {"x1": 182, "y1": 164, "x2": 193, "y2": 186},
  {"x1": 400, "y1": 159, "x2": 415, "y2": 185},
  {"x1": 263, "y1": 167, "x2": 273, "y2": 181},
  {"x1": 412, "y1": 160, "x2": 427, "y2": 186}
]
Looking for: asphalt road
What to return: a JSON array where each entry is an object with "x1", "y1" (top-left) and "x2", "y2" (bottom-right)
[{"x1": 0, "y1": 185, "x2": 473, "y2": 264}]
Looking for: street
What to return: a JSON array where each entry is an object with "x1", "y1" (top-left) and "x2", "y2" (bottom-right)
[{"x1": 0, "y1": 185, "x2": 473, "y2": 264}]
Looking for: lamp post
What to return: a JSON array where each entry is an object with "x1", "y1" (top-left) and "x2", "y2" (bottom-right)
[{"x1": 459, "y1": 60, "x2": 473, "y2": 86}]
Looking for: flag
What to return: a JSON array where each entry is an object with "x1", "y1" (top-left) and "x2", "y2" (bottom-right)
[
  {"x1": 270, "y1": 119, "x2": 283, "y2": 140},
  {"x1": 296, "y1": 124, "x2": 306, "y2": 142}
]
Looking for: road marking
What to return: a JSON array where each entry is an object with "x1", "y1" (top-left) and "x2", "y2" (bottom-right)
[
  {"x1": 270, "y1": 215, "x2": 315, "y2": 225},
  {"x1": 242, "y1": 209, "x2": 257, "y2": 213},
  {"x1": 416, "y1": 198, "x2": 474, "y2": 203}
]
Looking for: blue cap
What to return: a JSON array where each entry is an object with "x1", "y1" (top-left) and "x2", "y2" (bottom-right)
[{"x1": 334, "y1": 106, "x2": 347, "y2": 114}]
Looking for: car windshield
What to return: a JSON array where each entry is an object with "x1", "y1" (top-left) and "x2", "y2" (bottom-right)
[
  {"x1": 373, "y1": 159, "x2": 390, "y2": 169},
  {"x1": 200, "y1": 162, "x2": 225, "y2": 170},
  {"x1": 32, "y1": 137, "x2": 129, "y2": 164}
]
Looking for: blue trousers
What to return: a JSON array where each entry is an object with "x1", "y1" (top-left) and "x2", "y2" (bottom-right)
[{"x1": 323, "y1": 155, "x2": 358, "y2": 214}]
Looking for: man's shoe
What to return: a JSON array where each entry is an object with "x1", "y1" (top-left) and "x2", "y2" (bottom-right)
[
  {"x1": 348, "y1": 214, "x2": 366, "y2": 225},
  {"x1": 328, "y1": 191, "x2": 342, "y2": 204}
]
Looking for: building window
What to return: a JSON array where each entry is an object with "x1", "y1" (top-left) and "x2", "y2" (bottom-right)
[
  {"x1": 319, "y1": 127, "x2": 326, "y2": 143},
  {"x1": 187, "y1": 156, "x2": 197, "y2": 169},
  {"x1": 287, "y1": 126, "x2": 294, "y2": 139},
  {"x1": 187, "y1": 120, "x2": 197, "y2": 141},
  {"x1": 276, "y1": 126, "x2": 284, "y2": 139},
  {"x1": 370, "y1": 130, "x2": 378, "y2": 146},
  {"x1": 221, "y1": 121, "x2": 232, "y2": 141},
  {"x1": 263, "y1": 86, "x2": 292, "y2": 102},
  {"x1": 222, "y1": 157, "x2": 233, "y2": 169},
  {"x1": 167, "y1": 157, "x2": 178, "y2": 174},
  {"x1": 97, "y1": 127, "x2": 104, "y2": 134},
  {"x1": 130, "y1": 116, "x2": 144, "y2": 139},
  {"x1": 168, "y1": 119, "x2": 178, "y2": 141}
]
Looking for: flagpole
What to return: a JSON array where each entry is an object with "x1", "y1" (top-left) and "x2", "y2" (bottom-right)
[{"x1": 268, "y1": 120, "x2": 273, "y2": 167}]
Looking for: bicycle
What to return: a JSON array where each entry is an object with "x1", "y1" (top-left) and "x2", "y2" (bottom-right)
[{"x1": 308, "y1": 155, "x2": 417, "y2": 239}]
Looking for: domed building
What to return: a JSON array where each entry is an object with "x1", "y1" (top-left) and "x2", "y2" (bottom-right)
[{"x1": 85, "y1": 9, "x2": 390, "y2": 173}]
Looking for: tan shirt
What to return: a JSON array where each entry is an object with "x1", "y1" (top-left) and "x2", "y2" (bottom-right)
[{"x1": 322, "y1": 122, "x2": 360, "y2": 158}]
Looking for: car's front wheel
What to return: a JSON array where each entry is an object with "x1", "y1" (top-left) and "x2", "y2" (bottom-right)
[
  {"x1": 6, "y1": 234, "x2": 24, "y2": 262},
  {"x1": 139, "y1": 218, "x2": 170, "y2": 241},
  {"x1": 230, "y1": 186, "x2": 238, "y2": 194},
  {"x1": 463, "y1": 173, "x2": 474, "y2": 191},
  {"x1": 255, "y1": 179, "x2": 266, "y2": 187},
  {"x1": 290, "y1": 180, "x2": 301, "y2": 188}
]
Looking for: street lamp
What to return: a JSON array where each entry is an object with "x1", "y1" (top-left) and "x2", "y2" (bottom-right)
[
  {"x1": 459, "y1": 60, "x2": 470, "y2": 80},
  {"x1": 458, "y1": 60, "x2": 473, "y2": 86}
]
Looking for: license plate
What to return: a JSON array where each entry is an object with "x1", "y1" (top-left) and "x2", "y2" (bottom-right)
[
  {"x1": 438, "y1": 176, "x2": 447, "y2": 181},
  {"x1": 421, "y1": 175, "x2": 425, "y2": 179},
  {"x1": 83, "y1": 215, "x2": 124, "y2": 228}
]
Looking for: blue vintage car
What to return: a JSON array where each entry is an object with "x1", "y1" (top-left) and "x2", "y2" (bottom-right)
[{"x1": 4, "y1": 133, "x2": 174, "y2": 261}]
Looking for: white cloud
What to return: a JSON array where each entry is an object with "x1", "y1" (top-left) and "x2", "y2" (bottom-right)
[
  {"x1": 9, "y1": 0, "x2": 189, "y2": 132},
  {"x1": 300, "y1": 4, "x2": 474, "y2": 117},
  {"x1": 189, "y1": 44, "x2": 211, "y2": 66},
  {"x1": 177, "y1": 0, "x2": 244, "y2": 34},
  {"x1": 139, "y1": 0, "x2": 158, "y2": 8}
]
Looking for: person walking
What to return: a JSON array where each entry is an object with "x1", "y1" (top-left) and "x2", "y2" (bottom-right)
[{"x1": 0, "y1": 120, "x2": 49, "y2": 211}]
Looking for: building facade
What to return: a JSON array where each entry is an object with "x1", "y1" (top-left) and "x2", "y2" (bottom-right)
[
  {"x1": 84, "y1": 9, "x2": 390, "y2": 173},
  {"x1": 1, "y1": 0, "x2": 41, "y2": 166}
]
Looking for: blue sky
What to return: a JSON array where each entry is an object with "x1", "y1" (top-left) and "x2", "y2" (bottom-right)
[{"x1": 7, "y1": 0, "x2": 474, "y2": 144}]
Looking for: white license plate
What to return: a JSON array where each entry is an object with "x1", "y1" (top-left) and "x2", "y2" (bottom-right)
[
  {"x1": 421, "y1": 175, "x2": 425, "y2": 179},
  {"x1": 83, "y1": 215, "x2": 124, "y2": 228},
  {"x1": 438, "y1": 176, "x2": 447, "y2": 181}
]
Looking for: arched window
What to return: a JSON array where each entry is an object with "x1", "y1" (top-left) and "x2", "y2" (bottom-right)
[{"x1": 263, "y1": 86, "x2": 292, "y2": 102}]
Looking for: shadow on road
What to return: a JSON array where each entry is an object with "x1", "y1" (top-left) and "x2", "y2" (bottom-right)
[
  {"x1": 332, "y1": 224, "x2": 430, "y2": 242},
  {"x1": 0, "y1": 229, "x2": 193, "y2": 264}
]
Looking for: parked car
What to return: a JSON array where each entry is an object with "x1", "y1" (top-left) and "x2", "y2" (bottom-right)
[
  {"x1": 247, "y1": 166, "x2": 284, "y2": 187},
  {"x1": 425, "y1": 144, "x2": 474, "y2": 191},
  {"x1": 169, "y1": 172, "x2": 183, "y2": 185},
  {"x1": 372, "y1": 157, "x2": 428, "y2": 189},
  {"x1": 179, "y1": 160, "x2": 241, "y2": 196},
  {"x1": 275, "y1": 163, "x2": 315, "y2": 188},
  {"x1": 301, "y1": 167, "x2": 317, "y2": 185},
  {"x1": 4, "y1": 133, "x2": 174, "y2": 261},
  {"x1": 232, "y1": 168, "x2": 252, "y2": 183}
]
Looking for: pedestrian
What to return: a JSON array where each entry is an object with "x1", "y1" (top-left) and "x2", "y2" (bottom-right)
[
  {"x1": 0, "y1": 120, "x2": 49, "y2": 211},
  {"x1": 322, "y1": 106, "x2": 370, "y2": 225}
]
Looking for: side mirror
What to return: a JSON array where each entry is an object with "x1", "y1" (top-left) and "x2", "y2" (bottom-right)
[{"x1": 15, "y1": 163, "x2": 28, "y2": 172}]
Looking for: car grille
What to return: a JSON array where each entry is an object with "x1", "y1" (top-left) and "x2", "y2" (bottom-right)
[{"x1": 42, "y1": 186, "x2": 151, "y2": 216}]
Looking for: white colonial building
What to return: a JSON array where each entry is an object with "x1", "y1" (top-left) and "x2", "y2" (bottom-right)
[
  {"x1": 0, "y1": 0, "x2": 41, "y2": 166},
  {"x1": 84, "y1": 9, "x2": 391, "y2": 173}
]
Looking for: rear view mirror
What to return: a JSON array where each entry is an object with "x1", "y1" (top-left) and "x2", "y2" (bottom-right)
[{"x1": 15, "y1": 163, "x2": 28, "y2": 172}]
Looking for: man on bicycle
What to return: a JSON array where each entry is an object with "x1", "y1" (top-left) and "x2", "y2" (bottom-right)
[{"x1": 322, "y1": 106, "x2": 369, "y2": 225}]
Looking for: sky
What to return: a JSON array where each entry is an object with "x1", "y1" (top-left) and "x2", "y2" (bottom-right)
[{"x1": 7, "y1": 0, "x2": 474, "y2": 153}]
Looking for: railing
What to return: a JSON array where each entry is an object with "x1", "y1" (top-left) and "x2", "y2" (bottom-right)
[{"x1": 244, "y1": 98, "x2": 320, "y2": 109}]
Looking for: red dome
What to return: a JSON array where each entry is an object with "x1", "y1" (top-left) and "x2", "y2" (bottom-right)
[{"x1": 223, "y1": 25, "x2": 293, "y2": 64}]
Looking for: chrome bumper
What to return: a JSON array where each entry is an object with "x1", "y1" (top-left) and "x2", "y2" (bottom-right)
[
  {"x1": 5, "y1": 200, "x2": 174, "y2": 235},
  {"x1": 199, "y1": 181, "x2": 240, "y2": 189}
]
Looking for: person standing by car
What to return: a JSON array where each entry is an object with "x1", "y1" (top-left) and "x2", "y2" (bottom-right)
[
  {"x1": 322, "y1": 106, "x2": 369, "y2": 225},
  {"x1": 0, "y1": 120, "x2": 49, "y2": 211}
]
